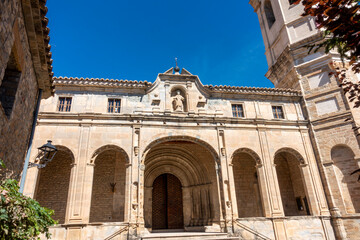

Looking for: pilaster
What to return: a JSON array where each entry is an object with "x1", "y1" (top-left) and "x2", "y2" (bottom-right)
[{"x1": 67, "y1": 124, "x2": 91, "y2": 224}]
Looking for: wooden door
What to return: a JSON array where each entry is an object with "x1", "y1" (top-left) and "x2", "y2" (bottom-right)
[{"x1": 152, "y1": 174, "x2": 183, "y2": 229}]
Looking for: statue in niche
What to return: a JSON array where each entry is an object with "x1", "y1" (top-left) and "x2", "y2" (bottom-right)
[{"x1": 172, "y1": 90, "x2": 185, "y2": 112}]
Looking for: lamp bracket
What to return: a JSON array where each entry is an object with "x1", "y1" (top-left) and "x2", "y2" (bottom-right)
[{"x1": 28, "y1": 162, "x2": 47, "y2": 169}]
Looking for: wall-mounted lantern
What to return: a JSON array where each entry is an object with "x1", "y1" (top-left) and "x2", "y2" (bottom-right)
[{"x1": 28, "y1": 140, "x2": 58, "y2": 169}]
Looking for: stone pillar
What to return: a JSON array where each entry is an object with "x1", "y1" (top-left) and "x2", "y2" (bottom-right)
[
  {"x1": 255, "y1": 163, "x2": 269, "y2": 217},
  {"x1": 257, "y1": 127, "x2": 284, "y2": 217},
  {"x1": 216, "y1": 128, "x2": 232, "y2": 232},
  {"x1": 144, "y1": 186, "x2": 152, "y2": 228},
  {"x1": 299, "y1": 163, "x2": 321, "y2": 215},
  {"x1": 124, "y1": 163, "x2": 132, "y2": 223},
  {"x1": 322, "y1": 162, "x2": 348, "y2": 240},
  {"x1": 131, "y1": 126, "x2": 143, "y2": 236},
  {"x1": 300, "y1": 129, "x2": 330, "y2": 216},
  {"x1": 227, "y1": 163, "x2": 238, "y2": 219},
  {"x1": 164, "y1": 80, "x2": 171, "y2": 114},
  {"x1": 66, "y1": 124, "x2": 91, "y2": 224},
  {"x1": 80, "y1": 162, "x2": 94, "y2": 223}
]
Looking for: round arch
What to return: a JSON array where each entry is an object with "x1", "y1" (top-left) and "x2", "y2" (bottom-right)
[
  {"x1": 141, "y1": 135, "x2": 220, "y2": 164},
  {"x1": 90, "y1": 144, "x2": 129, "y2": 164},
  {"x1": 274, "y1": 147, "x2": 305, "y2": 164},
  {"x1": 231, "y1": 147, "x2": 262, "y2": 164},
  {"x1": 331, "y1": 144, "x2": 360, "y2": 213},
  {"x1": 35, "y1": 145, "x2": 74, "y2": 224},
  {"x1": 89, "y1": 144, "x2": 129, "y2": 223},
  {"x1": 142, "y1": 136, "x2": 221, "y2": 229}
]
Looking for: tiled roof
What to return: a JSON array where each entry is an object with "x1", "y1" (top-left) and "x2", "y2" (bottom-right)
[
  {"x1": 53, "y1": 76, "x2": 301, "y2": 97},
  {"x1": 53, "y1": 77, "x2": 151, "y2": 88}
]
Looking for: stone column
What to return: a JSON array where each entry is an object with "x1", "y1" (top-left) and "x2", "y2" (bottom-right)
[{"x1": 216, "y1": 128, "x2": 232, "y2": 232}]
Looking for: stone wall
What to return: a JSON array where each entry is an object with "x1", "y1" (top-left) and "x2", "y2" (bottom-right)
[{"x1": 0, "y1": 0, "x2": 39, "y2": 180}]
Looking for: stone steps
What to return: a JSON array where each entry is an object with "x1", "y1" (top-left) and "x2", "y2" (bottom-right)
[{"x1": 140, "y1": 232, "x2": 239, "y2": 240}]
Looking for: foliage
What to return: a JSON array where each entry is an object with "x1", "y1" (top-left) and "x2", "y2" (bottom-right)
[
  {"x1": 295, "y1": 0, "x2": 360, "y2": 106},
  {"x1": 0, "y1": 160, "x2": 57, "y2": 239}
]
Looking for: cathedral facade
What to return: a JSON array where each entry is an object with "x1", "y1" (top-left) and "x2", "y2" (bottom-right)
[{"x1": 22, "y1": 0, "x2": 360, "y2": 240}]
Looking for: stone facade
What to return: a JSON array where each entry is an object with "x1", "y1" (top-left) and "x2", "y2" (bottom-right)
[
  {"x1": 0, "y1": 0, "x2": 53, "y2": 180},
  {"x1": 250, "y1": 0, "x2": 360, "y2": 239},
  {"x1": 23, "y1": 69, "x2": 337, "y2": 239}
]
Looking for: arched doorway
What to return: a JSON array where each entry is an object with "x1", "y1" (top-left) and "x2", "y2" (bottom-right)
[
  {"x1": 89, "y1": 145, "x2": 128, "y2": 222},
  {"x1": 152, "y1": 174, "x2": 184, "y2": 230},
  {"x1": 143, "y1": 138, "x2": 221, "y2": 231},
  {"x1": 274, "y1": 150, "x2": 309, "y2": 216},
  {"x1": 34, "y1": 146, "x2": 73, "y2": 224},
  {"x1": 232, "y1": 150, "x2": 263, "y2": 217}
]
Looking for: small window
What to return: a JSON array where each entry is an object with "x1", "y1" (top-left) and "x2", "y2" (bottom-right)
[
  {"x1": 0, "y1": 46, "x2": 22, "y2": 118},
  {"x1": 264, "y1": 0, "x2": 276, "y2": 28},
  {"x1": 232, "y1": 104, "x2": 244, "y2": 118},
  {"x1": 58, "y1": 97, "x2": 72, "y2": 112},
  {"x1": 272, "y1": 106, "x2": 284, "y2": 119},
  {"x1": 108, "y1": 99, "x2": 121, "y2": 113}
]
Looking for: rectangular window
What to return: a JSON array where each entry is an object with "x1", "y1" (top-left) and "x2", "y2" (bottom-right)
[
  {"x1": 58, "y1": 97, "x2": 72, "y2": 112},
  {"x1": 108, "y1": 99, "x2": 121, "y2": 113},
  {"x1": 272, "y1": 106, "x2": 284, "y2": 119},
  {"x1": 232, "y1": 104, "x2": 244, "y2": 118}
]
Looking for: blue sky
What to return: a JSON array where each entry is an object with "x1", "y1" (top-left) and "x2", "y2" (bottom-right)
[{"x1": 47, "y1": 0, "x2": 273, "y2": 88}]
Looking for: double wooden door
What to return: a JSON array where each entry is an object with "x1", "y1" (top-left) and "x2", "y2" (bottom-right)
[{"x1": 152, "y1": 174, "x2": 184, "y2": 229}]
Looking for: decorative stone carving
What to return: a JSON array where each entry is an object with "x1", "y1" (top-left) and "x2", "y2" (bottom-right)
[{"x1": 172, "y1": 90, "x2": 185, "y2": 112}]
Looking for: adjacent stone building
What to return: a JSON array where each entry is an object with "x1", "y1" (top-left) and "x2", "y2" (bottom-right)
[
  {"x1": 0, "y1": 0, "x2": 53, "y2": 179},
  {"x1": 250, "y1": 0, "x2": 360, "y2": 239},
  {"x1": 21, "y1": 0, "x2": 360, "y2": 240}
]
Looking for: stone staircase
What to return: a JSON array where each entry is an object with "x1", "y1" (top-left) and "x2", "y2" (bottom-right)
[{"x1": 140, "y1": 232, "x2": 239, "y2": 240}]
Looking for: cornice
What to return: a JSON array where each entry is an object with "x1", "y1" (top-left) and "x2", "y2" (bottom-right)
[{"x1": 37, "y1": 112, "x2": 309, "y2": 128}]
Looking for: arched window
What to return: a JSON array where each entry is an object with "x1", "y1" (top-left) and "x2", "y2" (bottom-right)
[{"x1": 264, "y1": 0, "x2": 276, "y2": 28}]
